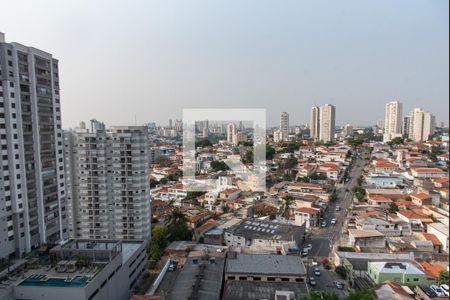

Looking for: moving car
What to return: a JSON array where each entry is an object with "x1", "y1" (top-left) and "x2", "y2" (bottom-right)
[
  {"x1": 311, "y1": 260, "x2": 318, "y2": 266},
  {"x1": 301, "y1": 249, "x2": 309, "y2": 257},
  {"x1": 321, "y1": 221, "x2": 327, "y2": 228},
  {"x1": 309, "y1": 277, "x2": 316, "y2": 286},
  {"x1": 335, "y1": 206, "x2": 340, "y2": 211},
  {"x1": 334, "y1": 281, "x2": 344, "y2": 289},
  {"x1": 314, "y1": 267, "x2": 321, "y2": 276},
  {"x1": 330, "y1": 218, "x2": 337, "y2": 225}
]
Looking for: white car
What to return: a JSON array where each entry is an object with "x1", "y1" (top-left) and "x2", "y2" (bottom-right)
[
  {"x1": 431, "y1": 285, "x2": 446, "y2": 297},
  {"x1": 301, "y1": 249, "x2": 309, "y2": 257},
  {"x1": 311, "y1": 260, "x2": 318, "y2": 266},
  {"x1": 440, "y1": 284, "x2": 449, "y2": 296},
  {"x1": 335, "y1": 206, "x2": 341, "y2": 211},
  {"x1": 334, "y1": 281, "x2": 344, "y2": 289},
  {"x1": 330, "y1": 218, "x2": 337, "y2": 225},
  {"x1": 303, "y1": 244, "x2": 312, "y2": 251},
  {"x1": 321, "y1": 221, "x2": 327, "y2": 228}
]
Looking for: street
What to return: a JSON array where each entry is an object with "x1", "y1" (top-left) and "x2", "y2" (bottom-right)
[{"x1": 304, "y1": 153, "x2": 367, "y2": 298}]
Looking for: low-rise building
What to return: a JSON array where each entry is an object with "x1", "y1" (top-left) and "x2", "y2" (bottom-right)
[
  {"x1": 224, "y1": 253, "x2": 307, "y2": 282},
  {"x1": 411, "y1": 168, "x2": 447, "y2": 179},
  {"x1": 367, "y1": 261, "x2": 433, "y2": 286},
  {"x1": 348, "y1": 229, "x2": 386, "y2": 248},
  {"x1": 224, "y1": 219, "x2": 306, "y2": 252},
  {"x1": 13, "y1": 239, "x2": 147, "y2": 300},
  {"x1": 426, "y1": 222, "x2": 449, "y2": 253}
]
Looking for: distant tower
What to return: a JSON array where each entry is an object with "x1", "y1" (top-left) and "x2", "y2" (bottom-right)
[
  {"x1": 319, "y1": 104, "x2": 336, "y2": 143},
  {"x1": 310, "y1": 106, "x2": 320, "y2": 141},
  {"x1": 383, "y1": 101, "x2": 403, "y2": 143},
  {"x1": 408, "y1": 108, "x2": 435, "y2": 142},
  {"x1": 227, "y1": 123, "x2": 237, "y2": 144},
  {"x1": 280, "y1": 112, "x2": 289, "y2": 141}
]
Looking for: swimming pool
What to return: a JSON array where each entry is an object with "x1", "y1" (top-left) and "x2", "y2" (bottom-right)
[{"x1": 19, "y1": 275, "x2": 88, "y2": 288}]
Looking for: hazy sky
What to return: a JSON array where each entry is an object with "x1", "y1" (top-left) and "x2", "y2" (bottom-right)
[{"x1": 1, "y1": 0, "x2": 448, "y2": 127}]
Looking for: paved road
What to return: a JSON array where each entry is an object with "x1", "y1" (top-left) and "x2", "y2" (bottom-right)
[{"x1": 304, "y1": 152, "x2": 368, "y2": 298}]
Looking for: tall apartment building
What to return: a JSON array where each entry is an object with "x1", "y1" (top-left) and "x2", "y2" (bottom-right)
[
  {"x1": 318, "y1": 104, "x2": 336, "y2": 143},
  {"x1": 227, "y1": 122, "x2": 237, "y2": 144},
  {"x1": 408, "y1": 108, "x2": 435, "y2": 142},
  {"x1": 0, "y1": 33, "x2": 66, "y2": 258},
  {"x1": 402, "y1": 116, "x2": 410, "y2": 137},
  {"x1": 383, "y1": 101, "x2": 403, "y2": 143},
  {"x1": 64, "y1": 121, "x2": 151, "y2": 240},
  {"x1": 310, "y1": 106, "x2": 320, "y2": 141},
  {"x1": 280, "y1": 112, "x2": 289, "y2": 141}
]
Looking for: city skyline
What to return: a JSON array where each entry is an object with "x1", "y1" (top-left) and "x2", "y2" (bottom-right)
[{"x1": 0, "y1": 0, "x2": 448, "y2": 128}]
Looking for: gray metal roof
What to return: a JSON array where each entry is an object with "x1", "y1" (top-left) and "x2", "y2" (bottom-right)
[{"x1": 226, "y1": 254, "x2": 306, "y2": 276}]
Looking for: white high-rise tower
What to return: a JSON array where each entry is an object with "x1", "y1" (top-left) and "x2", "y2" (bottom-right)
[
  {"x1": 0, "y1": 32, "x2": 66, "y2": 258},
  {"x1": 383, "y1": 101, "x2": 403, "y2": 143}
]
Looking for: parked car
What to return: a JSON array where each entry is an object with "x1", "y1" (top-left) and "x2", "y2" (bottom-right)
[
  {"x1": 334, "y1": 281, "x2": 344, "y2": 289},
  {"x1": 303, "y1": 244, "x2": 312, "y2": 251},
  {"x1": 311, "y1": 260, "x2": 318, "y2": 266},
  {"x1": 309, "y1": 277, "x2": 316, "y2": 286},
  {"x1": 321, "y1": 221, "x2": 327, "y2": 228},
  {"x1": 440, "y1": 284, "x2": 449, "y2": 296},
  {"x1": 301, "y1": 249, "x2": 309, "y2": 257},
  {"x1": 330, "y1": 218, "x2": 337, "y2": 225},
  {"x1": 335, "y1": 206, "x2": 340, "y2": 211},
  {"x1": 431, "y1": 285, "x2": 446, "y2": 297},
  {"x1": 314, "y1": 267, "x2": 321, "y2": 276},
  {"x1": 421, "y1": 286, "x2": 437, "y2": 298}
]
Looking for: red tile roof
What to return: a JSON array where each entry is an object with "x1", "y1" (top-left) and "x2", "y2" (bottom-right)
[
  {"x1": 296, "y1": 207, "x2": 320, "y2": 215},
  {"x1": 412, "y1": 192, "x2": 431, "y2": 200},
  {"x1": 421, "y1": 233, "x2": 442, "y2": 246},
  {"x1": 420, "y1": 262, "x2": 445, "y2": 278}
]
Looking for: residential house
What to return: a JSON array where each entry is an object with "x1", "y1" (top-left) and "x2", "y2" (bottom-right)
[{"x1": 294, "y1": 207, "x2": 321, "y2": 228}]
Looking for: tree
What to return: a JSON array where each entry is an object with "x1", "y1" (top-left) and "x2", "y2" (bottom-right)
[
  {"x1": 335, "y1": 266, "x2": 347, "y2": 279},
  {"x1": 166, "y1": 210, "x2": 187, "y2": 226},
  {"x1": 154, "y1": 155, "x2": 171, "y2": 167},
  {"x1": 186, "y1": 191, "x2": 205, "y2": 200},
  {"x1": 303, "y1": 290, "x2": 339, "y2": 300},
  {"x1": 281, "y1": 195, "x2": 294, "y2": 218},
  {"x1": 388, "y1": 203, "x2": 399, "y2": 213},
  {"x1": 439, "y1": 270, "x2": 449, "y2": 284},
  {"x1": 352, "y1": 185, "x2": 366, "y2": 200},
  {"x1": 347, "y1": 289, "x2": 375, "y2": 300},
  {"x1": 210, "y1": 160, "x2": 230, "y2": 172},
  {"x1": 167, "y1": 170, "x2": 182, "y2": 182},
  {"x1": 387, "y1": 137, "x2": 403, "y2": 146},
  {"x1": 195, "y1": 138, "x2": 212, "y2": 148},
  {"x1": 357, "y1": 175, "x2": 364, "y2": 186},
  {"x1": 330, "y1": 193, "x2": 338, "y2": 202},
  {"x1": 242, "y1": 150, "x2": 253, "y2": 164},
  {"x1": 284, "y1": 156, "x2": 298, "y2": 169},
  {"x1": 239, "y1": 141, "x2": 253, "y2": 147},
  {"x1": 166, "y1": 210, "x2": 192, "y2": 241},
  {"x1": 266, "y1": 145, "x2": 276, "y2": 160},
  {"x1": 159, "y1": 177, "x2": 168, "y2": 184},
  {"x1": 309, "y1": 172, "x2": 327, "y2": 181},
  {"x1": 149, "y1": 225, "x2": 168, "y2": 261}
]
